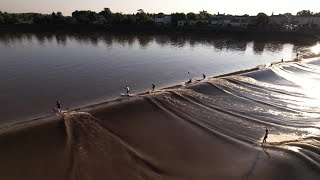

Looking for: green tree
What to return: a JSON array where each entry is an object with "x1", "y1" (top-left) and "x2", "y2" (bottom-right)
[
  {"x1": 256, "y1": 13, "x2": 270, "y2": 28},
  {"x1": 0, "y1": 11, "x2": 4, "y2": 24},
  {"x1": 157, "y1": 12, "x2": 165, "y2": 18},
  {"x1": 57, "y1": 12, "x2": 63, "y2": 17},
  {"x1": 111, "y1": 13, "x2": 125, "y2": 24},
  {"x1": 0, "y1": 15, "x2": 4, "y2": 24},
  {"x1": 136, "y1": 9, "x2": 152, "y2": 24},
  {"x1": 122, "y1": 14, "x2": 136, "y2": 24},
  {"x1": 199, "y1": 10, "x2": 213, "y2": 20},
  {"x1": 297, "y1": 10, "x2": 313, "y2": 16},
  {"x1": 72, "y1": 10, "x2": 97, "y2": 24},
  {"x1": 171, "y1": 13, "x2": 186, "y2": 25},
  {"x1": 99, "y1": 8, "x2": 113, "y2": 21},
  {"x1": 313, "y1": 12, "x2": 320, "y2": 17},
  {"x1": 187, "y1": 12, "x2": 199, "y2": 20}
]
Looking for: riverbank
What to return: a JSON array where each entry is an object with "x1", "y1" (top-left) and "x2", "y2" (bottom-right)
[{"x1": 0, "y1": 24, "x2": 318, "y2": 45}]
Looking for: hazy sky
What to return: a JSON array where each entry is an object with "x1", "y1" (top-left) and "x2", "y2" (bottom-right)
[{"x1": 1, "y1": 0, "x2": 319, "y2": 16}]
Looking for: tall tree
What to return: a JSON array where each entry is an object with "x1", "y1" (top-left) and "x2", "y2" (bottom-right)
[
  {"x1": 99, "y1": 8, "x2": 113, "y2": 21},
  {"x1": 297, "y1": 10, "x2": 313, "y2": 16},
  {"x1": 171, "y1": 13, "x2": 186, "y2": 25},
  {"x1": 187, "y1": 12, "x2": 199, "y2": 20},
  {"x1": 0, "y1": 11, "x2": 4, "y2": 24},
  {"x1": 157, "y1": 12, "x2": 165, "y2": 18},
  {"x1": 199, "y1": 10, "x2": 213, "y2": 20},
  {"x1": 0, "y1": 15, "x2": 4, "y2": 24},
  {"x1": 72, "y1": 10, "x2": 96, "y2": 24},
  {"x1": 314, "y1": 12, "x2": 320, "y2": 17},
  {"x1": 111, "y1": 13, "x2": 125, "y2": 24},
  {"x1": 256, "y1": 13, "x2": 270, "y2": 28},
  {"x1": 136, "y1": 9, "x2": 152, "y2": 24}
]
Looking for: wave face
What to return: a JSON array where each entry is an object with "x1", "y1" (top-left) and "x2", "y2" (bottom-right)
[{"x1": 1, "y1": 60, "x2": 320, "y2": 180}]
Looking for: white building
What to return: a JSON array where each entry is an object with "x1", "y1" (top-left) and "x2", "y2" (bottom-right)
[{"x1": 155, "y1": 15, "x2": 172, "y2": 26}]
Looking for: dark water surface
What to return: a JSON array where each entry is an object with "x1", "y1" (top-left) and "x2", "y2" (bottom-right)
[{"x1": 0, "y1": 33, "x2": 314, "y2": 125}]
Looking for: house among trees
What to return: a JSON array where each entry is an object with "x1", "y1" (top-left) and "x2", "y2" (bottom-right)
[
  {"x1": 17, "y1": 20, "x2": 34, "y2": 24},
  {"x1": 1, "y1": 8, "x2": 320, "y2": 31},
  {"x1": 295, "y1": 16, "x2": 320, "y2": 28},
  {"x1": 155, "y1": 14, "x2": 172, "y2": 26},
  {"x1": 210, "y1": 15, "x2": 256, "y2": 28}
]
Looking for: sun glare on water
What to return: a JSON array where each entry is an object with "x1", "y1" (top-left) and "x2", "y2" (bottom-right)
[{"x1": 311, "y1": 44, "x2": 320, "y2": 54}]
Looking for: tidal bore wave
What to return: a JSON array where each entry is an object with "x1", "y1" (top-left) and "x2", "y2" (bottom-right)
[{"x1": 1, "y1": 60, "x2": 320, "y2": 180}]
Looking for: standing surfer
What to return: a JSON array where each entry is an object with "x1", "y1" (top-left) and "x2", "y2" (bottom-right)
[
  {"x1": 152, "y1": 84, "x2": 155, "y2": 91},
  {"x1": 125, "y1": 85, "x2": 130, "y2": 95},
  {"x1": 262, "y1": 127, "x2": 268, "y2": 144},
  {"x1": 56, "y1": 100, "x2": 62, "y2": 114},
  {"x1": 187, "y1": 72, "x2": 192, "y2": 83},
  {"x1": 203, "y1": 74, "x2": 206, "y2": 79}
]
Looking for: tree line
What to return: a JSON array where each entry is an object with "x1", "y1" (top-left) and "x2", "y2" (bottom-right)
[{"x1": 0, "y1": 9, "x2": 319, "y2": 25}]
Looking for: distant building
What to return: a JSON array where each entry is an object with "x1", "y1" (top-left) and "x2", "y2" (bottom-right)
[
  {"x1": 269, "y1": 15, "x2": 288, "y2": 29},
  {"x1": 17, "y1": 20, "x2": 34, "y2": 24},
  {"x1": 155, "y1": 15, "x2": 172, "y2": 26},
  {"x1": 295, "y1": 16, "x2": 320, "y2": 28},
  {"x1": 230, "y1": 16, "x2": 250, "y2": 28}
]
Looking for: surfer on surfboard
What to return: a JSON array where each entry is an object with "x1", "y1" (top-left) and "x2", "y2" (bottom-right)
[
  {"x1": 262, "y1": 127, "x2": 268, "y2": 144},
  {"x1": 152, "y1": 84, "x2": 155, "y2": 91},
  {"x1": 125, "y1": 85, "x2": 130, "y2": 95},
  {"x1": 54, "y1": 100, "x2": 62, "y2": 114}
]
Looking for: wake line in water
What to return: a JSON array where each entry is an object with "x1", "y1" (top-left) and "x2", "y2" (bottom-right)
[{"x1": 0, "y1": 59, "x2": 320, "y2": 179}]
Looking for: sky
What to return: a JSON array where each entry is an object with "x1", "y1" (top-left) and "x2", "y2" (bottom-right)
[{"x1": 1, "y1": 0, "x2": 319, "y2": 16}]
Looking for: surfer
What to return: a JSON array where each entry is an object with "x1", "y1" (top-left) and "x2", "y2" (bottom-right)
[
  {"x1": 263, "y1": 127, "x2": 268, "y2": 144},
  {"x1": 125, "y1": 85, "x2": 130, "y2": 95},
  {"x1": 187, "y1": 72, "x2": 192, "y2": 83},
  {"x1": 152, "y1": 84, "x2": 155, "y2": 91},
  {"x1": 203, "y1": 74, "x2": 206, "y2": 79},
  {"x1": 56, "y1": 100, "x2": 62, "y2": 114},
  {"x1": 281, "y1": 58, "x2": 283, "y2": 62}
]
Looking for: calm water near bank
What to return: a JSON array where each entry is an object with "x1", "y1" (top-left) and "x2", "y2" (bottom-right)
[{"x1": 0, "y1": 33, "x2": 316, "y2": 125}]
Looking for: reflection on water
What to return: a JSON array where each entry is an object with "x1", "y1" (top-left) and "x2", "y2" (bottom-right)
[
  {"x1": 0, "y1": 33, "x2": 310, "y2": 54},
  {"x1": 0, "y1": 32, "x2": 317, "y2": 124}
]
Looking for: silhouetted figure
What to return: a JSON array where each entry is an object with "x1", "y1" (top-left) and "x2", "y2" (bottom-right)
[
  {"x1": 152, "y1": 84, "x2": 155, "y2": 91},
  {"x1": 187, "y1": 72, "x2": 192, "y2": 83},
  {"x1": 296, "y1": 53, "x2": 299, "y2": 58},
  {"x1": 281, "y1": 58, "x2": 283, "y2": 62},
  {"x1": 125, "y1": 85, "x2": 130, "y2": 95},
  {"x1": 56, "y1": 100, "x2": 62, "y2": 113},
  {"x1": 263, "y1": 128, "x2": 269, "y2": 144},
  {"x1": 203, "y1": 74, "x2": 206, "y2": 79}
]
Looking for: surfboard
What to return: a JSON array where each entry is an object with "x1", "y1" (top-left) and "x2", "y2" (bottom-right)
[{"x1": 120, "y1": 93, "x2": 132, "y2": 97}]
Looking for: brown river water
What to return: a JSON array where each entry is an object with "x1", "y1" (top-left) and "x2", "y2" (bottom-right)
[{"x1": 0, "y1": 33, "x2": 320, "y2": 179}]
